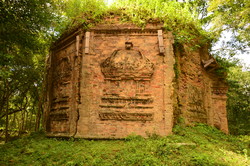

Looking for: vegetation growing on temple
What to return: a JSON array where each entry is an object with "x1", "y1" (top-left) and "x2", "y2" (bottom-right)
[
  {"x1": 59, "y1": 0, "x2": 212, "y2": 46},
  {"x1": 0, "y1": 0, "x2": 249, "y2": 142}
]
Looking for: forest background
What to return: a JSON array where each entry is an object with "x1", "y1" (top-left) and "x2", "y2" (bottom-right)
[{"x1": 0, "y1": 0, "x2": 249, "y2": 143}]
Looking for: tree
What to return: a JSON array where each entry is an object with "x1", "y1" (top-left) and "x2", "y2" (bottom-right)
[
  {"x1": 215, "y1": 56, "x2": 250, "y2": 135},
  {"x1": 0, "y1": 0, "x2": 59, "y2": 141},
  {"x1": 208, "y1": 0, "x2": 250, "y2": 52},
  {"x1": 0, "y1": 0, "x2": 248, "y2": 139},
  {"x1": 207, "y1": 0, "x2": 249, "y2": 134},
  {"x1": 227, "y1": 65, "x2": 250, "y2": 135}
]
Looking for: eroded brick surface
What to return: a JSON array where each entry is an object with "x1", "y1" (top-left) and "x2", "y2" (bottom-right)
[
  {"x1": 174, "y1": 45, "x2": 228, "y2": 133},
  {"x1": 44, "y1": 20, "x2": 228, "y2": 138}
]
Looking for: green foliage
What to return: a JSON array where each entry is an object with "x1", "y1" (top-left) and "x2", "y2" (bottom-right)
[
  {"x1": 56, "y1": 0, "x2": 212, "y2": 46},
  {"x1": 125, "y1": 133, "x2": 144, "y2": 141},
  {"x1": 214, "y1": 57, "x2": 250, "y2": 135},
  {"x1": 1, "y1": 0, "x2": 249, "y2": 144},
  {"x1": 174, "y1": 57, "x2": 180, "y2": 79},
  {"x1": 56, "y1": 0, "x2": 108, "y2": 34},
  {"x1": 0, "y1": 125, "x2": 249, "y2": 165},
  {"x1": 0, "y1": 0, "x2": 58, "y2": 53},
  {"x1": 208, "y1": 0, "x2": 250, "y2": 45},
  {"x1": 113, "y1": 0, "x2": 211, "y2": 45},
  {"x1": 208, "y1": 0, "x2": 250, "y2": 58},
  {"x1": 0, "y1": 0, "x2": 61, "y2": 137},
  {"x1": 227, "y1": 65, "x2": 250, "y2": 135}
]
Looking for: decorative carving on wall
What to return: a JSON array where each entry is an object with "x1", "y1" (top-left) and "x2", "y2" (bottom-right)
[
  {"x1": 51, "y1": 54, "x2": 72, "y2": 109},
  {"x1": 99, "y1": 42, "x2": 155, "y2": 113},
  {"x1": 50, "y1": 113, "x2": 69, "y2": 121},
  {"x1": 187, "y1": 85, "x2": 207, "y2": 122},
  {"x1": 54, "y1": 56, "x2": 72, "y2": 81},
  {"x1": 100, "y1": 96, "x2": 154, "y2": 109},
  {"x1": 212, "y1": 87, "x2": 228, "y2": 95},
  {"x1": 101, "y1": 42, "x2": 154, "y2": 80},
  {"x1": 49, "y1": 52, "x2": 72, "y2": 130},
  {"x1": 99, "y1": 112, "x2": 153, "y2": 121}
]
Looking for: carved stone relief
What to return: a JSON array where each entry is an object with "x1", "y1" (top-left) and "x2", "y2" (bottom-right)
[
  {"x1": 49, "y1": 53, "x2": 72, "y2": 130},
  {"x1": 101, "y1": 42, "x2": 154, "y2": 80},
  {"x1": 187, "y1": 85, "x2": 207, "y2": 122},
  {"x1": 99, "y1": 42, "x2": 155, "y2": 121},
  {"x1": 212, "y1": 87, "x2": 228, "y2": 95},
  {"x1": 99, "y1": 112, "x2": 153, "y2": 121}
]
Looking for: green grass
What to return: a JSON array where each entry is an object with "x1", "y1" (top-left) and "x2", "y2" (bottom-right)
[{"x1": 0, "y1": 124, "x2": 249, "y2": 166}]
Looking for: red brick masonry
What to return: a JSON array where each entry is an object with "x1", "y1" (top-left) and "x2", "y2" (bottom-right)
[{"x1": 44, "y1": 21, "x2": 228, "y2": 138}]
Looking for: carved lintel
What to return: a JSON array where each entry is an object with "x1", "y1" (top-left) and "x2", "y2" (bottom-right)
[
  {"x1": 99, "y1": 104, "x2": 154, "y2": 109},
  {"x1": 99, "y1": 104, "x2": 125, "y2": 108},
  {"x1": 129, "y1": 105, "x2": 154, "y2": 109},
  {"x1": 104, "y1": 77, "x2": 151, "y2": 81},
  {"x1": 85, "y1": 32, "x2": 90, "y2": 54},
  {"x1": 99, "y1": 112, "x2": 153, "y2": 121},
  {"x1": 158, "y1": 30, "x2": 165, "y2": 55},
  {"x1": 101, "y1": 96, "x2": 153, "y2": 103}
]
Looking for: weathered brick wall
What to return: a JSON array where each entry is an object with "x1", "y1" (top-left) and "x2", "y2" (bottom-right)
[
  {"x1": 174, "y1": 44, "x2": 228, "y2": 133},
  {"x1": 45, "y1": 32, "x2": 81, "y2": 136},
  {"x1": 44, "y1": 19, "x2": 229, "y2": 138},
  {"x1": 75, "y1": 23, "x2": 175, "y2": 138}
]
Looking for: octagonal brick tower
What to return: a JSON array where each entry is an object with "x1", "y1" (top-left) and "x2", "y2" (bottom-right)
[{"x1": 44, "y1": 17, "x2": 228, "y2": 138}]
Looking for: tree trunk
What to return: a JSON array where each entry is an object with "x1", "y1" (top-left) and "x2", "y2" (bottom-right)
[
  {"x1": 24, "y1": 110, "x2": 28, "y2": 131},
  {"x1": 5, "y1": 102, "x2": 9, "y2": 143},
  {"x1": 35, "y1": 86, "x2": 44, "y2": 131},
  {"x1": 29, "y1": 109, "x2": 33, "y2": 131},
  {"x1": 35, "y1": 110, "x2": 41, "y2": 131},
  {"x1": 5, "y1": 82, "x2": 10, "y2": 143}
]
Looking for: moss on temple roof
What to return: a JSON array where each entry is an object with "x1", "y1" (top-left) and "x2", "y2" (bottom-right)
[{"x1": 59, "y1": 0, "x2": 213, "y2": 46}]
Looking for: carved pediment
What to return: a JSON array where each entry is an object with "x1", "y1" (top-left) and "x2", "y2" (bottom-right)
[{"x1": 101, "y1": 43, "x2": 154, "y2": 80}]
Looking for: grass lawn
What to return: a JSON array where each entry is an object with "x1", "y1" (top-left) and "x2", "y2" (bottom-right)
[{"x1": 0, "y1": 124, "x2": 249, "y2": 166}]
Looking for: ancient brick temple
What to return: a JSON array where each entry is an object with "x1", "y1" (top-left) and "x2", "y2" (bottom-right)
[{"x1": 44, "y1": 18, "x2": 229, "y2": 138}]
